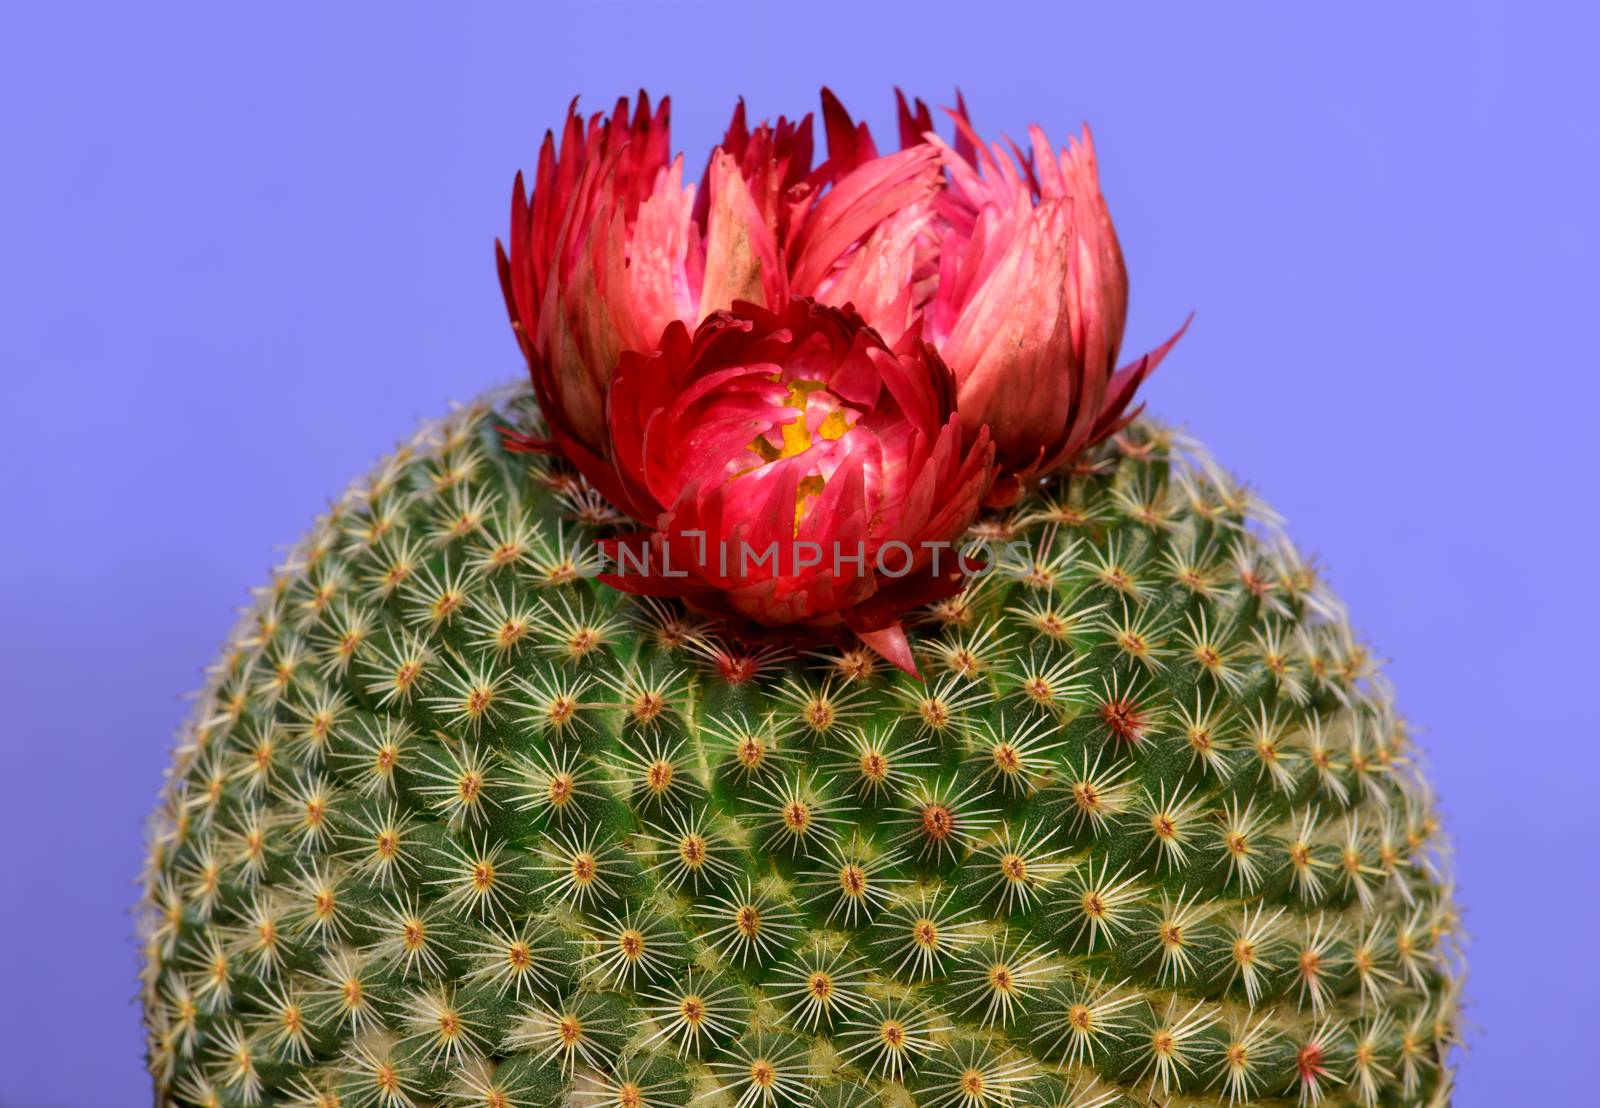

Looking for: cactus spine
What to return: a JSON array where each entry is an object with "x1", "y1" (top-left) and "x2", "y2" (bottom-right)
[{"x1": 140, "y1": 388, "x2": 1461, "y2": 1107}]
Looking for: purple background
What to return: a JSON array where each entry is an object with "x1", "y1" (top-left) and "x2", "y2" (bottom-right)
[{"x1": 3, "y1": 1, "x2": 1595, "y2": 1103}]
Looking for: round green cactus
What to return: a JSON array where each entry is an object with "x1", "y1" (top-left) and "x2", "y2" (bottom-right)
[{"x1": 139, "y1": 389, "x2": 1460, "y2": 1107}]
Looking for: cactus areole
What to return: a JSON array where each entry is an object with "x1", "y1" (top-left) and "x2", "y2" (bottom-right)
[{"x1": 140, "y1": 91, "x2": 1461, "y2": 1107}]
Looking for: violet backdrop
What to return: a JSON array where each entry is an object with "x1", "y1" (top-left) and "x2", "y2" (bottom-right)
[{"x1": 3, "y1": 1, "x2": 1596, "y2": 1103}]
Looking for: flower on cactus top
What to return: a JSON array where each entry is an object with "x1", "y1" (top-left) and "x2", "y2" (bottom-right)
[
  {"x1": 495, "y1": 91, "x2": 943, "y2": 505},
  {"x1": 496, "y1": 90, "x2": 1184, "y2": 665},
  {"x1": 593, "y1": 297, "x2": 996, "y2": 675}
]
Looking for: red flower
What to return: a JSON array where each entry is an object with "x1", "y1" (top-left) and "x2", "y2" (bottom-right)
[
  {"x1": 495, "y1": 92, "x2": 941, "y2": 506},
  {"x1": 494, "y1": 90, "x2": 1181, "y2": 663},
  {"x1": 593, "y1": 298, "x2": 996, "y2": 675}
]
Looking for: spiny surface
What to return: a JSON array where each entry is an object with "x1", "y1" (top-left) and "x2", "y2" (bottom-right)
[{"x1": 140, "y1": 388, "x2": 1461, "y2": 1107}]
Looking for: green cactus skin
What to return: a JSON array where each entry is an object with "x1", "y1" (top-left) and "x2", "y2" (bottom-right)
[{"x1": 139, "y1": 388, "x2": 1461, "y2": 1107}]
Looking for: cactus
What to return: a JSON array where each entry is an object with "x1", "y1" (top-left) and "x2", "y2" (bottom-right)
[{"x1": 139, "y1": 387, "x2": 1461, "y2": 1107}]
